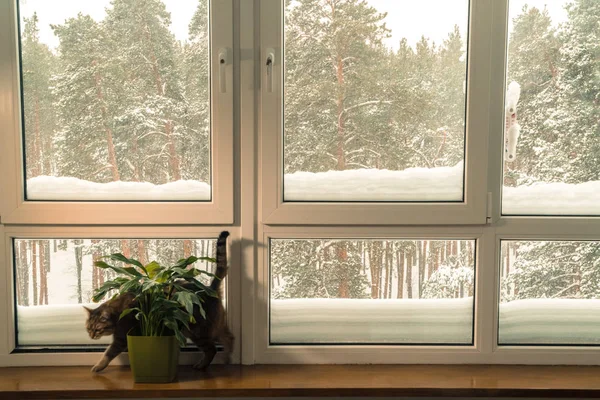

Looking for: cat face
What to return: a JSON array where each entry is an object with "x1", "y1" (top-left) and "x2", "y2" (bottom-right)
[{"x1": 84, "y1": 306, "x2": 115, "y2": 339}]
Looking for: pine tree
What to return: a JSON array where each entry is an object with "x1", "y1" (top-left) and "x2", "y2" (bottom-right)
[
  {"x1": 104, "y1": 0, "x2": 186, "y2": 183},
  {"x1": 51, "y1": 15, "x2": 121, "y2": 182},
  {"x1": 21, "y1": 13, "x2": 57, "y2": 179}
]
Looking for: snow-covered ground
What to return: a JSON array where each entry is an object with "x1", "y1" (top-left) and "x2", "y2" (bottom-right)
[
  {"x1": 17, "y1": 297, "x2": 600, "y2": 345},
  {"x1": 284, "y1": 163, "x2": 464, "y2": 201},
  {"x1": 271, "y1": 297, "x2": 474, "y2": 344},
  {"x1": 503, "y1": 181, "x2": 600, "y2": 215},
  {"x1": 498, "y1": 298, "x2": 600, "y2": 345},
  {"x1": 17, "y1": 303, "x2": 110, "y2": 346},
  {"x1": 27, "y1": 176, "x2": 211, "y2": 200}
]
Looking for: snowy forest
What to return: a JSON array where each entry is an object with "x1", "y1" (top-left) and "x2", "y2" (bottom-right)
[
  {"x1": 14, "y1": 0, "x2": 600, "y2": 344},
  {"x1": 14, "y1": 239, "x2": 216, "y2": 306}
]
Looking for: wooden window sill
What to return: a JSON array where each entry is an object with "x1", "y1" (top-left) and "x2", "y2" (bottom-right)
[{"x1": 2, "y1": 365, "x2": 600, "y2": 399}]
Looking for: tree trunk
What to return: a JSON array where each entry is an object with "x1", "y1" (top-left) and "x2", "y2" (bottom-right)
[
  {"x1": 384, "y1": 242, "x2": 391, "y2": 299},
  {"x1": 369, "y1": 242, "x2": 382, "y2": 299},
  {"x1": 406, "y1": 252, "x2": 413, "y2": 299},
  {"x1": 396, "y1": 249, "x2": 404, "y2": 299},
  {"x1": 336, "y1": 242, "x2": 350, "y2": 298},
  {"x1": 183, "y1": 240, "x2": 194, "y2": 259},
  {"x1": 137, "y1": 240, "x2": 148, "y2": 266},
  {"x1": 38, "y1": 241, "x2": 48, "y2": 305},
  {"x1": 121, "y1": 240, "x2": 131, "y2": 259},
  {"x1": 141, "y1": 19, "x2": 181, "y2": 181},
  {"x1": 19, "y1": 241, "x2": 29, "y2": 306},
  {"x1": 92, "y1": 60, "x2": 120, "y2": 182},
  {"x1": 31, "y1": 241, "x2": 38, "y2": 306},
  {"x1": 32, "y1": 96, "x2": 42, "y2": 177},
  {"x1": 75, "y1": 240, "x2": 83, "y2": 303}
]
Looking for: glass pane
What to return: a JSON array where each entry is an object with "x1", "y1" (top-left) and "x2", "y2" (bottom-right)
[
  {"x1": 19, "y1": 0, "x2": 211, "y2": 201},
  {"x1": 502, "y1": 0, "x2": 600, "y2": 215},
  {"x1": 270, "y1": 238, "x2": 475, "y2": 344},
  {"x1": 283, "y1": 1, "x2": 469, "y2": 202},
  {"x1": 499, "y1": 240, "x2": 600, "y2": 345},
  {"x1": 14, "y1": 238, "x2": 217, "y2": 347}
]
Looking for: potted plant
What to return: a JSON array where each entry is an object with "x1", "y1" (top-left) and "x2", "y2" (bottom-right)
[{"x1": 92, "y1": 253, "x2": 217, "y2": 383}]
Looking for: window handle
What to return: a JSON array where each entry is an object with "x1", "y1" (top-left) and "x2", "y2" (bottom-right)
[
  {"x1": 218, "y1": 48, "x2": 230, "y2": 93},
  {"x1": 266, "y1": 48, "x2": 275, "y2": 93}
]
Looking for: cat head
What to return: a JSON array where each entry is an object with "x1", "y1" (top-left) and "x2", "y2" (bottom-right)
[{"x1": 84, "y1": 305, "x2": 116, "y2": 339}]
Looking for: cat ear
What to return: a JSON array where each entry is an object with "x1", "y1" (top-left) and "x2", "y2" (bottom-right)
[{"x1": 83, "y1": 306, "x2": 93, "y2": 314}]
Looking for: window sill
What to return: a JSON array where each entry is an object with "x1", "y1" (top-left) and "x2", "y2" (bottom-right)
[{"x1": 1, "y1": 364, "x2": 600, "y2": 399}]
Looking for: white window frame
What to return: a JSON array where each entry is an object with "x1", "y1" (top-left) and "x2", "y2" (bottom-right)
[
  {"x1": 241, "y1": 0, "x2": 600, "y2": 366},
  {"x1": 1, "y1": 0, "x2": 600, "y2": 368},
  {"x1": 258, "y1": 0, "x2": 493, "y2": 226},
  {"x1": 0, "y1": 0, "x2": 234, "y2": 225},
  {"x1": 0, "y1": 225, "x2": 241, "y2": 367}
]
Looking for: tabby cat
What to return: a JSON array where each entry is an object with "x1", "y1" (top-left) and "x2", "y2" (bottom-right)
[{"x1": 85, "y1": 231, "x2": 233, "y2": 372}]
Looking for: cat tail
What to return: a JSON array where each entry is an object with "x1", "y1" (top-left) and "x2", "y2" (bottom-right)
[{"x1": 210, "y1": 231, "x2": 230, "y2": 293}]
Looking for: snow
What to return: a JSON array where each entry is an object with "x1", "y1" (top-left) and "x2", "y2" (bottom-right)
[
  {"x1": 26, "y1": 176, "x2": 211, "y2": 201},
  {"x1": 270, "y1": 297, "x2": 474, "y2": 344},
  {"x1": 16, "y1": 298, "x2": 600, "y2": 345},
  {"x1": 284, "y1": 163, "x2": 464, "y2": 201},
  {"x1": 503, "y1": 180, "x2": 600, "y2": 215},
  {"x1": 17, "y1": 303, "x2": 110, "y2": 346},
  {"x1": 499, "y1": 299, "x2": 600, "y2": 345}
]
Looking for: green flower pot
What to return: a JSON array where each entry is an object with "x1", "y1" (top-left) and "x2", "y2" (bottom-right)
[{"x1": 127, "y1": 335, "x2": 180, "y2": 383}]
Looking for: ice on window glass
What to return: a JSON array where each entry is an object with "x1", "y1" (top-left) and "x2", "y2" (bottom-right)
[
  {"x1": 270, "y1": 239, "x2": 475, "y2": 344},
  {"x1": 499, "y1": 240, "x2": 600, "y2": 345},
  {"x1": 19, "y1": 0, "x2": 211, "y2": 200},
  {"x1": 283, "y1": 1, "x2": 468, "y2": 202},
  {"x1": 13, "y1": 239, "x2": 216, "y2": 346},
  {"x1": 502, "y1": 0, "x2": 600, "y2": 215}
]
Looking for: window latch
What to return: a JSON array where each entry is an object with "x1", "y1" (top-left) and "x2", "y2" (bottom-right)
[
  {"x1": 266, "y1": 48, "x2": 275, "y2": 93},
  {"x1": 218, "y1": 48, "x2": 230, "y2": 93}
]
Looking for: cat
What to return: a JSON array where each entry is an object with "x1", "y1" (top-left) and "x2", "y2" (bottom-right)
[{"x1": 85, "y1": 231, "x2": 233, "y2": 372}]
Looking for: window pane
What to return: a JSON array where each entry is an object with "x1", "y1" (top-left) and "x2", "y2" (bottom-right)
[
  {"x1": 270, "y1": 239, "x2": 475, "y2": 344},
  {"x1": 19, "y1": 0, "x2": 211, "y2": 201},
  {"x1": 499, "y1": 240, "x2": 600, "y2": 345},
  {"x1": 502, "y1": 0, "x2": 600, "y2": 215},
  {"x1": 13, "y1": 238, "x2": 216, "y2": 347},
  {"x1": 283, "y1": 1, "x2": 469, "y2": 202}
]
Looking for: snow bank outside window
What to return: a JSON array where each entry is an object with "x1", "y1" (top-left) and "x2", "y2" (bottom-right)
[
  {"x1": 16, "y1": 298, "x2": 600, "y2": 347},
  {"x1": 503, "y1": 181, "x2": 600, "y2": 215},
  {"x1": 498, "y1": 298, "x2": 600, "y2": 345},
  {"x1": 271, "y1": 297, "x2": 474, "y2": 344},
  {"x1": 17, "y1": 303, "x2": 111, "y2": 346},
  {"x1": 26, "y1": 176, "x2": 211, "y2": 201},
  {"x1": 284, "y1": 163, "x2": 464, "y2": 201}
]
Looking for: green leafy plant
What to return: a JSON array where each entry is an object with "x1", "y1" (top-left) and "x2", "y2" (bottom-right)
[{"x1": 92, "y1": 253, "x2": 218, "y2": 345}]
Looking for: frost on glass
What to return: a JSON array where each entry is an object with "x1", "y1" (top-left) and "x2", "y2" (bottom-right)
[
  {"x1": 499, "y1": 240, "x2": 600, "y2": 345},
  {"x1": 283, "y1": 1, "x2": 468, "y2": 202},
  {"x1": 14, "y1": 238, "x2": 216, "y2": 346},
  {"x1": 502, "y1": 0, "x2": 600, "y2": 215},
  {"x1": 270, "y1": 239, "x2": 475, "y2": 344},
  {"x1": 19, "y1": 0, "x2": 211, "y2": 200}
]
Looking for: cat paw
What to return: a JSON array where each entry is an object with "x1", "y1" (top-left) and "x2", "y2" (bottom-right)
[
  {"x1": 91, "y1": 359, "x2": 109, "y2": 373},
  {"x1": 193, "y1": 361, "x2": 209, "y2": 371}
]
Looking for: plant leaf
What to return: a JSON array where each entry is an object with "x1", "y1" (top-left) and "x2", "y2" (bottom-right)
[
  {"x1": 94, "y1": 261, "x2": 142, "y2": 278},
  {"x1": 106, "y1": 253, "x2": 145, "y2": 269},
  {"x1": 119, "y1": 308, "x2": 138, "y2": 320},
  {"x1": 145, "y1": 261, "x2": 163, "y2": 278}
]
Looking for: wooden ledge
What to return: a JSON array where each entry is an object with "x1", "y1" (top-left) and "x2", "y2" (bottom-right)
[{"x1": 2, "y1": 365, "x2": 600, "y2": 399}]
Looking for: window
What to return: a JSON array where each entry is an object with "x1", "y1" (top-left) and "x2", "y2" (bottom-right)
[
  {"x1": 0, "y1": 0, "x2": 233, "y2": 224},
  {"x1": 283, "y1": 1, "x2": 469, "y2": 202},
  {"x1": 1, "y1": 0, "x2": 600, "y2": 368},
  {"x1": 20, "y1": 0, "x2": 212, "y2": 201},
  {"x1": 14, "y1": 238, "x2": 216, "y2": 347},
  {"x1": 501, "y1": 0, "x2": 600, "y2": 216},
  {"x1": 260, "y1": 0, "x2": 492, "y2": 225},
  {"x1": 270, "y1": 238, "x2": 475, "y2": 345},
  {"x1": 499, "y1": 240, "x2": 600, "y2": 346}
]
